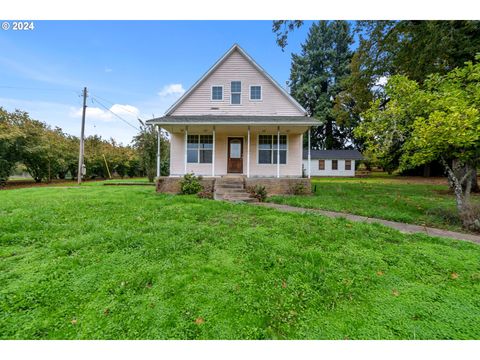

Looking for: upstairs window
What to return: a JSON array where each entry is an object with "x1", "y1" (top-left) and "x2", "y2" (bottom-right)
[
  {"x1": 258, "y1": 135, "x2": 287, "y2": 164},
  {"x1": 250, "y1": 85, "x2": 262, "y2": 100},
  {"x1": 211, "y1": 86, "x2": 223, "y2": 101},
  {"x1": 187, "y1": 135, "x2": 213, "y2": 163},
  {"x1": 231, "y1": 81, "x2": 241, "y2": 104}
]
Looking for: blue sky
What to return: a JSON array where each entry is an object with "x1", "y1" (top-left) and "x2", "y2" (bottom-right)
[{"x1": 0, "y1": 21, "x2": 314, "y2": 144}]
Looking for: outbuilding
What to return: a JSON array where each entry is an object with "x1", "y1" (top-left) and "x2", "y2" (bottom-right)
[{"x1": 303, "y1": 149, "x2": 364, "y2": 177}]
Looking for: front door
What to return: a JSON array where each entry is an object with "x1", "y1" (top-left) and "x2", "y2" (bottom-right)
[{"x1": 227, "y1": 137, "x2": 243, "y2": 173}]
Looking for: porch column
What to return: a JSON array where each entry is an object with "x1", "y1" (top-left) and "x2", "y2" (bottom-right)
[
  {"x1": 300, "y1": 133, "x2": 304, "y2": 175},
  {"x1": 184, "y1": 126, "x2": 188, "y2": 175},
  {"x1": 276, "y1": 126, "x2": 280, "y2": 178},
  {"x1": 212, "y1": 126, "x2": 215, "y2": 177},
  {"x1": 156, "y1": 125, "x2": 161, "y2": 178},
  {"x1": 247, "y1": 126, "x2": 250, "y2": 178},
  {"x1": 308, "y1": 128, "x2": 311, "y2": 179}
]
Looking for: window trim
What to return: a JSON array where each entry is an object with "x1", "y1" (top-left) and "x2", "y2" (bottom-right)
[
  {"x1": 331, "y1": 159, "x2": 338, "y2": 170},
  {"x1": 211, "y1": 85, "x2": 223, "y2": 101},
  {"x1": 318, "y1": 159, "x2": 325, "y2": 170},
  {"x1": 249, "y1": 85, "x2": 262, "y2": 101},
  {"x1": 187, "y1": 134, "x2": 213, "y2": 164},
  {"x1": 256, "y1": 134, "x2": 288, "y2": 165},
  {"x1": 230, "y1": 81, "x2": 242, "y2": 105},
  {"x1": 345, "y1": 159, "x2": 352, "y2": 171}
]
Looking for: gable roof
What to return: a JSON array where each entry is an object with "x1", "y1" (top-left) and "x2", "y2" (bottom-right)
[
  {"x1": 164, "y1": 44, "x2": 308, "y2": 116},
  {"x1": 303, "y1": 150, "x2": 364, "y2": 160}
]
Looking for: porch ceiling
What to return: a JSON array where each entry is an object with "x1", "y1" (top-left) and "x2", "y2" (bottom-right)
[
  {"x1": 162, "y1": 124, "x2": 312, "y2": 134},
  {"x1": 146, "y1": 115, "x2": 319, "y2": 134}
]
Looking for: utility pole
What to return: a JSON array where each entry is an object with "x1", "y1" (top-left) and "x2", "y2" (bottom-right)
[
  {"x1": 77, "y1": 87, "x2": 87, "y2": 185},
  {"x1": 156, "y1": 125, "x2": 161, "y2": 178}
]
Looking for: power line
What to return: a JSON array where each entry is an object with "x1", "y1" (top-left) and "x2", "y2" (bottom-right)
[
  {"x1": 89, "y1": 92, "x2": 152, "y2": 121},
  {"x1": 90, "y1": 96, "x2": 140, "y2": 131}
]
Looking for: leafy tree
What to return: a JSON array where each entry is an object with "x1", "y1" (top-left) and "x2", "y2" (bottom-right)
[
  {"x1": 0, "y1": 108, "x2": 24, "y2": 183},
  {"x1": 289, "y1": 21, "x2": 354, "y2": 149},
  {"x1": 275, "y1": 20, "x2": 480, "y2": 152},
  {"x1": 355, "y1": 21, "x2": 480, "y2": 83},
  {"x1": 358, "y1": 58, "x2": 480, "y2": 230},
  {"x1": 132, "y1": 125, "x2": 169, "y2": 182}
]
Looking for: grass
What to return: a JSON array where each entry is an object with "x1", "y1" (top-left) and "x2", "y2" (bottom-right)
[
  {"x1": 268, "y1": 176, "x2": 480, "y2": 232},
  {"x1": 1, "y1": 184, "x2": 480, "y2": 339}
]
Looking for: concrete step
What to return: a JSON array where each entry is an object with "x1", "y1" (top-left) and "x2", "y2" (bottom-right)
[
  {"x1": 215, "y1": 188, "x2": 246, "y2": 194},
  {"x1": 214, "y1": 177, "x2": 250, "y2": 202},
  {"x1": 216, "y1": 184, "x2": 244, "y2": 189}
]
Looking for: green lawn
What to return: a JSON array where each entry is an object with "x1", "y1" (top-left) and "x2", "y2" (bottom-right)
[
  {"x1": 268, "y1": 176, "x2": 480, "y2": 232},
  {"x1": 1, "y1": 185, "x2": 480, "y2": 339}
]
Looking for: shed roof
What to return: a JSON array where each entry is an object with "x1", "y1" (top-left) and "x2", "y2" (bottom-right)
[{"x1": 303, "y1": 149, "x2": 364, "y2": 160}]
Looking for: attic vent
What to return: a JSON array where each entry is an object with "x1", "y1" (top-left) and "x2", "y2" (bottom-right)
[{"x1": 210, "y1": 107, "x2": 219, "y2": 110}]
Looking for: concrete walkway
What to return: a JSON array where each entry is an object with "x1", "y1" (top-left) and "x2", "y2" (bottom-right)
[{"x1": 255, "y1": 202, "x2": 480, "y2": 244}]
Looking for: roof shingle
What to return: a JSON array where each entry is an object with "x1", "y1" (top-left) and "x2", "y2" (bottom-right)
[{"x1": 303, "y1": 149, "x2": 364, "y2": 160}]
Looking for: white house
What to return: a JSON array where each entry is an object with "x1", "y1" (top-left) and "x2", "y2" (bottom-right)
[
  {"x1": 146, "y1": 44, "x2": 319, "y2": 179},
  {"x1": 303, "y1": 150, "x2": 364, "y2": 177}
]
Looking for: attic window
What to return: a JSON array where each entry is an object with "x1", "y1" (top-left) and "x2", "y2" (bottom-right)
[
  {"x1": 211, "y1": 86, "x2": 223, "y2": 101},
  {"x1": 250, "y1": 85, "x2": 262, "y2": 100},
  {"x1": 231, "y1": 81, "x2": 241, "y2": 105}
]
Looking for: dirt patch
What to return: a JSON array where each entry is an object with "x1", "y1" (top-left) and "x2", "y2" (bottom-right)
[
  {"x1": 1, "y1": 179, "x2": 105, "y2": 190},
  {"x1": 387, "y1": 176, "x2": 449, "y2": 185}
]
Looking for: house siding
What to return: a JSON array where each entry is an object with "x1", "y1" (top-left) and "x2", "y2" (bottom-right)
[
  {"x1": 303, "y1": 159, "x2": 356, "y2": 177},
  {"x1": 171, "y1": 50, "x2": 304, "y2": 117}
]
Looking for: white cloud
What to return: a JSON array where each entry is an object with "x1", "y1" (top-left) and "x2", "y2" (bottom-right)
[
  {"x1": 69, "y1": 104, "x2": 140, "y2": 123},
  {"x1": 105, "y1": 68, "x2": 113, "y2": 73},
  {"x1": 158, "y1": 83, "x2": 185, "y2": 97}
]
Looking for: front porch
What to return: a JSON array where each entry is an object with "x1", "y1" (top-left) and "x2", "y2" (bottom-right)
[
  {"x1": 146, "y1": 117, "x2": 318, "y2": 179},
  {"x1": 170, "y1": 125, "x2": 307, "y2": 178}
]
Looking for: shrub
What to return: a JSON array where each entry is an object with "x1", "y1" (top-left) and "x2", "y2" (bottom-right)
[
  {"x1": 288, "y1": 182, "x2": 308, "y2": 195},
  {"x1": 248, "y1": 184, "x2": 267, "y2": 202},
  {"x1": 180, "y1": 173, "x2": 203, "y2": 195}
]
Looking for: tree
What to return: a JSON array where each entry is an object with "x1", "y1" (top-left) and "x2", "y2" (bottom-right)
[
  {"x1": 289, "y1": 21, "x2": 354, "y2": 149},
  {"x1": 0, "y1": 108, "x2": 24, "y2": 183},
  {"x1": 272, "y1": 20, "x2": 304, "y2": 49},
  {"x1": 355, "y1": 21, "x2": 480, "y2": 83},
  {"x1": 358, "y1": 58, "x2": 480, "y2": 230},
  {"x1": 132, "y1": 125, "x2": 169, "y2": 182}
]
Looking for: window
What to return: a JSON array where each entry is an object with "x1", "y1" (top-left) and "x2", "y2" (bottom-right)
[
  {"x1": 318, "y1": 160, "x2": 325, "y2": 170},
  {"x1": 250, "y1": 85, "x2": 262, "y2": 100},
  {"x1": 332, "y1": 160, "x2": 338, "y2": 170},
  {"x1": 231, "y1": 81, "x2": 241, "y2": 104},
  {"x1": 187, "y1": 135, "x2": 213, "y2": 163},
  {"x1": 345, "y1": 160, "x2": 352, "y2": 171},
  {"x1": 258, "y1": 135, "x2": 287, "y2": 164},
  {"x1": 211, "y1": 86, "x2": 223, "y2": 101}
]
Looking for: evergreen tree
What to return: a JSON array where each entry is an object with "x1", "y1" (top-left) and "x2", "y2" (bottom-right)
[{"x1": 289, "y1": 21, "x2": 353, "y2": 149}]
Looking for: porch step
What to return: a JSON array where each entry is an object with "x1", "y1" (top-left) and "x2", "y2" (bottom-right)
[
  {"x1": 215, "y1": 184, "x2": 243, "y2": 190},
  {"x1": 214, "y1": 177, "x2": 256, "y2": 203}
]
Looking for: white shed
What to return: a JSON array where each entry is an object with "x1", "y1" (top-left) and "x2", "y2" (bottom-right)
[{"x1": 302, "y1": 150, "x2": 364, "y2": 177}]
